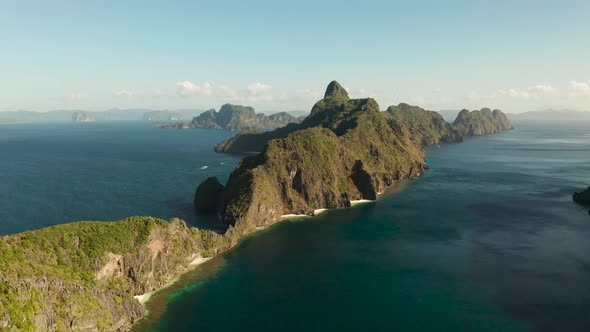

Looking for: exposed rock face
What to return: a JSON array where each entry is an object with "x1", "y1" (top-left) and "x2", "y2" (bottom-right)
[
  {"x1": 161, "y1": 105, "x2": 302, "y2": 131},
  {"x1": 0, "y1": 217, "x2": 229, "y2": 332},
  {"x1": 386, "y1": 103, "x2": 463, "y2": 145},
  {"x1": 191, "y1": 108, "x2": 220, "y2": 129},
  {"x1": 194, "y1": 177, "x2": 225, "y2": 214},
  {"x1": 202, "y1": 82, "x2": 427, "y2": 240},
  {"x1": 452, "y1": 108, "x2": 513, "y2": 137},
  {"x1": 324, "y1": 80, "x2": 349, "y2": 99},
  {"x1": 573, "y1": 187, "x2": 590, "y2": 206}
]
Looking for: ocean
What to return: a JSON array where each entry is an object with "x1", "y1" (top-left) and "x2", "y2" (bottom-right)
[{"x1": 2, "y1": 121, "x2": 589, "y2": 332}]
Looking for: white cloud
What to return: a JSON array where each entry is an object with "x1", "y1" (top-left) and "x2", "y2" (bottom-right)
[
  {"x1": 494, "y1": 84, "x2": 555, "y2": 100},
  {"x1": 570, "y1": 81, "x2": 590, "y2": 95},
  {"x1": 114, "y1": 90, "x2": 133, "y2": 97},
  {"x1": 50, "y1": 93, "x2": 87, "y2": 102},
  {"x1": 218, "y1": 85, "x2": 238, "y2": 99},
  {"x1": 497, "y1": 88, "x2": 531, "y2": 99},
  {"x1": 176, "y1": 81, "x2": 213, "y2": 97},
  {"x1": 527, "y1": 85, "x2": 555, "y2": 93},
  {"x1": 247, "y1": 82, "x2": 272, "y2": 96}
]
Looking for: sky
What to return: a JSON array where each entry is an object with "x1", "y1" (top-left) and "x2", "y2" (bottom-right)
[{"x1": 1, "y1": 0, "x2": 589, "y2": 113}]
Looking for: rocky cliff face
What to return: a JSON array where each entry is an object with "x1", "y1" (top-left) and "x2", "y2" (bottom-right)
[
  {"x1": 452, "y1": 108, "x2": 513, "y2": 136},
  {"x1": 198, "y1": 82, "x2": 426, "y2": 240},
  {"x1": 162, "y1": 105, "x2": 303, "y2": 131},
  {"x1": 0, "y1": 217, "x2": 229, "y2": 331},
  {"x1": 386, "y1": 103, "x2": 463, "y2": 145}
]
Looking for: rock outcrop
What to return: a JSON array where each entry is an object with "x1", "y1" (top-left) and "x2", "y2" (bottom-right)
[
  {"x1": 0, "y1": 217, "x2": 229, "y2": 331},
  {"x1": 160, "y1": 105, "x2": 303, "y2": 131},
  {"x1": 573, "y1": 187, "x2": 590, "y2": 206},
  {"x1": 452, "y1": 108, "x2": 513, "y2": 137},
  {"x1": 386, "y1": 103, "x2": 463, "y2": 145},
  {"x1": 194, "y1": 177, "x2": 225, "y2": 214}
]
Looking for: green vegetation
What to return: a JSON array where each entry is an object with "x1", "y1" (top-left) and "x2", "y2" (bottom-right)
[
  {"x1": 386, "y1": 103, "x2": 462, "y2": 145},
  {"x1": 163, "y1": 104, "x2": 303, "y2": 131},
  {"x1": 0, "y1": 217, "x2": 230, "y2": 331},
  {"x1": 210, "y1": 81, "x2": 427, "y2": 238}
]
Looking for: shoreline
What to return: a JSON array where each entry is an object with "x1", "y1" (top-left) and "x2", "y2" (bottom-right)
[
  {"x1": 133, "y1": 256, "x2": 213, "y2": 305},
  {"x1": 132, "y1": 195, "x2": 388, "y2": 329},
  {"x1": 279, "y1": 199, "x2": 376, "y2": 220}
]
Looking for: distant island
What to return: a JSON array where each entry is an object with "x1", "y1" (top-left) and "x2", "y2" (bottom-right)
[
  {"x1": 0, "y1": 81, "x2": 513, "y2": 331},
  {"x1": 508, "y1": 109, "x2": 590, "y2": 123},
  {"x1": 0, "y1": 109, "x2": 202, "y2": 124},
  {"x1": 159, "y1": 104, "x2": 305, "y2": 131}
]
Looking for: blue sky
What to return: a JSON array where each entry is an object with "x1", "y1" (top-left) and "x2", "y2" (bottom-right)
[{"x1": 1, "y1": 0, "x2": 589, "y2": 113}]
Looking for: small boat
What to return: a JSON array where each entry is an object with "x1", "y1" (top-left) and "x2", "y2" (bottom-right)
[{"x1": 200, "y1": 166, "x2": 208, "y2": 170}]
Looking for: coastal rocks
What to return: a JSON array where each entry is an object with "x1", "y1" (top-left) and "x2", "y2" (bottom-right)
[
  {"x1": 194, "y1": 177, "x2": 225, "y2": 214},
  {"x1": 452, "y1": 108, "x2": 513, "y2": 137},
  {"x1": 573, "y1": 187, "x2": 590, "y2": 206},
  {"x1": 351, "y1": 160, "x2": 377, "y2": 200}
]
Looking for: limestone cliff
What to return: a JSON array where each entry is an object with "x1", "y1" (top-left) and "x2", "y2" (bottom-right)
[
  {"x1": 0, "y1": 217, "x2": 229, "y2": 331},
  {"x1": 386, "y1": 103, "x2": 463, "y2": 145},
  {"x1": 452, "y1": 108, "x2": 513, "y2": 137},
  {"x1": 161, "y1": 105, "x2": 302, "y2": 131}
]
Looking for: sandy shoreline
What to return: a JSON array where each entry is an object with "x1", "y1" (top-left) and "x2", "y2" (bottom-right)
[
  {"x1": 136, "y1": 198, "x2": 382, "y2": 303},
  {"x1": 133, "y1": 256, "x2": 212, "y2": 305}
]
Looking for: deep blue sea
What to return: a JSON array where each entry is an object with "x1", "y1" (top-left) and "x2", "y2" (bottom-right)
[
  {"x1": 0, "y1": 122, "x2": 240, "y2": 233},
  {"x1": 2, "y1": 121, "x2": 589, "y2": 332}
]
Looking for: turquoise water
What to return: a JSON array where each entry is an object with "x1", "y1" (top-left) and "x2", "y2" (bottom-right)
[
  {"x1": 0, "y1": 122, "x2": 240, "y2": 233},
  {"x1": 2, "y1": 122, "x2": 590, "y2": 331}
]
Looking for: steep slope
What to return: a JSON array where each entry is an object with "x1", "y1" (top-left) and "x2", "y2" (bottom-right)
[
  {"x1": 452, "y1": 108, "x2": 512, "y2": 136},
  {"x1": 163, "y1": 105, "x2": 303, "y2": 131},
  {"x1": 199, "y1": 82, "x2": 426, "y2": 240},
  {"x1": 386, "y1": 103, "x2": 462, "y2": 145},
  {"x1": 0, "y1": 217, "x2": 228, "y2": 331}
]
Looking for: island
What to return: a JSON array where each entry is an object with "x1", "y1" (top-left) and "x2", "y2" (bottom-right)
[
  {"x1": 160, "y1": 104, "x2": 305, "y2": 131},
  {"x1": 0, "y1": 81, "x2": 514, "y2": 331},
  {"x1": 198, "y1": 81, "x2": 512, "y2": 239},
  {"x1": 452, "y1": 108, "x2": 513, "y2": 136}
]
